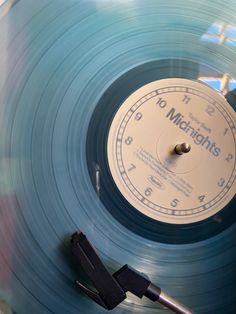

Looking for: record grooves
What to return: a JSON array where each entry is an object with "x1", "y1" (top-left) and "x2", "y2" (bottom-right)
[
  {"x1": 0, "y1": 1, "x2": 236, "y2": 314},
  {"x1": 86, "y1": 59, "x2": 236, "y2": 244}
]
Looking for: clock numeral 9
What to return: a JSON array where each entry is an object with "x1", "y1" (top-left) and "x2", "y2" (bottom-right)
[{"x1": 135, "y1": 112, "x2": 143, "y2": 121}]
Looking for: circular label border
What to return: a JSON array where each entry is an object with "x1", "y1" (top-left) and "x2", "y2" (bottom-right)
[{"x1": 107, "y1": 79, "x2": 236, "y2": 223}]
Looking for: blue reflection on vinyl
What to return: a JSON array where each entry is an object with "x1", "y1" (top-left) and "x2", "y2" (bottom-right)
[{"x1": 0, "y1": 1, "x2": 235, "y2": 314}]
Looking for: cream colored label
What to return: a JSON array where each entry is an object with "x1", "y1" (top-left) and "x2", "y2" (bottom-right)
[{"x1": 107, "y1": 79, "x2": 236, "y2": 224}]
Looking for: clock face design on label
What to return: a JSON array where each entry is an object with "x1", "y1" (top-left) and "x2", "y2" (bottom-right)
[{"x1": 107, "y1": 78, "x2": 236, "y2": 224}]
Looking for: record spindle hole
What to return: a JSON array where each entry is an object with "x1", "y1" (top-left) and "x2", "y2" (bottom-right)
[{"x1": 174, "y1": 143, "x2": 191, "y2": 155}]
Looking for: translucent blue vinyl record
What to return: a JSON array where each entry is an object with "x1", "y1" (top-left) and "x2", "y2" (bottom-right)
[{"x1": 0, "y1": 1, "x2": 235, "y2": 314}]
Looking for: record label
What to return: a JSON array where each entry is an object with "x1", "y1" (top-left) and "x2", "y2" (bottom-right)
[{"x1": 107, "y1": 78, "x2": 236, "y2": 224}]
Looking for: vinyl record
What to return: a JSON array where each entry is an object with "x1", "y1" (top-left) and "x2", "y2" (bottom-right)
[{"x1": 0, "y1": 1, "x2": 235, "y2": 314}]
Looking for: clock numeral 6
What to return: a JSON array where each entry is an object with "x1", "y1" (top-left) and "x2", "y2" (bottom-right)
[{"x1": 145, "y1": 188, "x2": 153, "y2": 197}]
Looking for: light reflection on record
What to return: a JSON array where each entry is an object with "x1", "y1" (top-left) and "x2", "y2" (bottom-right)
[{"x1": 0, "y1": 1, "x2": 235, "y2": 314}]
